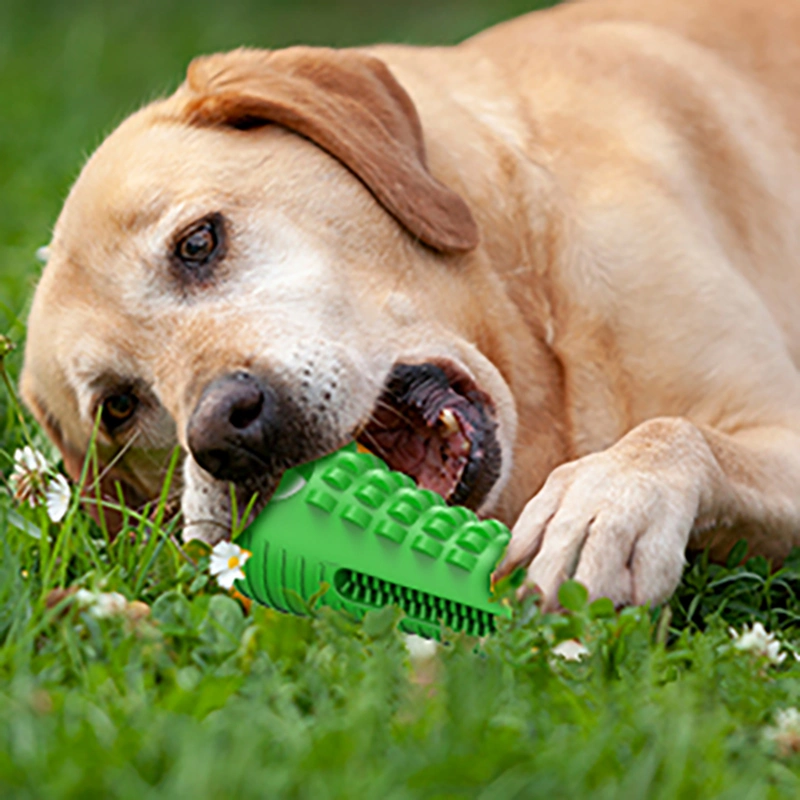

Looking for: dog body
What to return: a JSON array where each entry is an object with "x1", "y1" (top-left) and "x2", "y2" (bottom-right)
[{"x1": 22, "y1": 0, "x2": 800, "y2": 606}]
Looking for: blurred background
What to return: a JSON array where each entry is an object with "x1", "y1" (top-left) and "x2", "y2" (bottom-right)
[{"x1": 0, "y1": 0, "x2": 555, "y2": 340}]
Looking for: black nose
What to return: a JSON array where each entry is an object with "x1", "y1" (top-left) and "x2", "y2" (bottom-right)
[{"x1": 187, "y1": 372, "x2": 277, "y2": 482}]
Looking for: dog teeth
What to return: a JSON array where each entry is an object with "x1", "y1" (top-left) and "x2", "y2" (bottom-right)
[{"x1": 437, "y1": 408, "x2": 460, "y2": 437}]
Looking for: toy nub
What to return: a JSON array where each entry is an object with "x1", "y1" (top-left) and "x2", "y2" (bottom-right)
[{"x1": 234, "y1": 443, "x2": 511, "y2": 639}]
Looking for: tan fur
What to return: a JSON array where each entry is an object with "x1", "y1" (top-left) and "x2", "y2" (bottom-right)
[{"x1": 21, "y1": 0, "x2": 800, "y2": 607}]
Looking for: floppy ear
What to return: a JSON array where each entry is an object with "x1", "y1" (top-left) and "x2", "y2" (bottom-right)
[{"x1": 182, "y1": 46, "x2": 479, "y2": 254}]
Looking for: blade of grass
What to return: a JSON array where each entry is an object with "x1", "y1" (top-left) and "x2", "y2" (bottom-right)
[
  {"x1": 6, "y1": 508, "x2": 42, "y2": 540},
  {"x1": 41, "y1": 408, "x2": 103, "y2": 592},
  {"x1": 90, "y1": 440, "x2": 110, "y2": 543},
  {"x1": 133, "y1": 446, "x2": 181, "y2": 596}
]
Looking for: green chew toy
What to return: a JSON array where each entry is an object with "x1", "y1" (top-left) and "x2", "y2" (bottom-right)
[{"x1": 234, "y1": 443, "x2": 512, "y2": 639}]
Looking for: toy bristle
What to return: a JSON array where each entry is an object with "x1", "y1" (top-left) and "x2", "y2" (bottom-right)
[{"x1": 334, "y1": 568, "x2": 496, "y2": 637}]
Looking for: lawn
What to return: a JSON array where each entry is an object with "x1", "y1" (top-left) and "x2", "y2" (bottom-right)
[{"x1": 3, "y1": 1, "x2": 800, "y2": 797}]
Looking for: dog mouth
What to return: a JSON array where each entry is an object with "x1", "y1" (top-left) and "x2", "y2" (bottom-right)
[
  {"x1": 356, "y1": 362, "x2": 502, "y2": 509},
  {"x1": 210, "y1": 362, "x2": 502, "y2": 535}
]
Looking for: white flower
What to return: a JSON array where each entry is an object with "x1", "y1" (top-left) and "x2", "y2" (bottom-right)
[
  {"x1": 75, "y1": 589, "x2": 128, "y2": 618},
  {"x1": 764, "y1": 707, "x2": 800, "y2": 756},
  {"x1": 90, "y1": 592, "x2": 128, "y2": 619},
  {"x1": 45, "y1": 474, "x2": 71, "y2": 522},
  {"x1": 74, "y1": 588, "x2": 97, "y2": 608},
  {"x1": 209, "y1": 541, "x2": 251, "y2": 590},
  {"x1": 13, "y1": 446, "x2": 48, "y2": 474},
  {"x1": 8, "y1": 447, "x2": 71, "y2": 522},
  {"x1": 729, "y1": 622, "x2": 786, "y2": 665},
  {"x1": 404, "y1": 633, "x2": 439, "y2": 661},
  {"x1": 9, "y1": 446, "x2": 49, "y2": 506},
  {"x1": 552, "y1": 639, "x2": 590, "y2": 662}
]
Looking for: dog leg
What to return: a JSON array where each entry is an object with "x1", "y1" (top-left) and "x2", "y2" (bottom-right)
[{"x1": 495, "y1": 416, "x2": 800, "y2": 608}]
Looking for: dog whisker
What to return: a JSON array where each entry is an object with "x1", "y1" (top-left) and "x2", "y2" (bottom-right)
[{"x1": 87, "y1": 430, "x2": 142, "y2": 493}]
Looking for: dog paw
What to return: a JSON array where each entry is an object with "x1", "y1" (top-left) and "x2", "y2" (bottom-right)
[{"x1": 495, "y1": 445, "x2": 698, "y2": 609}]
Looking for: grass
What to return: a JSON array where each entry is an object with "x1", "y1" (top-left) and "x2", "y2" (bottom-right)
[{"x1": 3, "y1": 0, "x2": 800, "y2": 797}]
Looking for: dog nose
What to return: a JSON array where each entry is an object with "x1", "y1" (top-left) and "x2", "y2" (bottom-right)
[{"x1": 187, "y1": 372, "x2": 277, "y2": 482}]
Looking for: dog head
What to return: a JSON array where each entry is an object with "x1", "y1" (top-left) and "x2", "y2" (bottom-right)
[{"x1": 21, "y1": 46, "x2": 534, "y2": 542}]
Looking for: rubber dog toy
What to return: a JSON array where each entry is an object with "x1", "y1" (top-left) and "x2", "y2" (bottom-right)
[{"x1": 234, "y1": 443, "x2": 511, "y2": 639}]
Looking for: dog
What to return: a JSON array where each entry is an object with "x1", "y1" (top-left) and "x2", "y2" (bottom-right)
[{"x1": 20, "y1": 0, "x2": 800, "y2": 609}]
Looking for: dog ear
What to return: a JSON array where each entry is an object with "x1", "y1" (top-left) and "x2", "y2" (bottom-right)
[{"x1": 182, "y1": 47, "x2": 479, "y2": 254}]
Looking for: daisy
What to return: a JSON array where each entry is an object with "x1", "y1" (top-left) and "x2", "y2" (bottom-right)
[
  {"x1": 45, "y1": 473, "x2": 71, "y2": 522},
  {"x1": 729, "y1": 621, "x2": 786, "y2": 665},
  {"x1": 8, "y1": 445, "x2": 73, "y2": 522},
  {"x1": 209, "y1": 541, "x2": 251, "y2": 590},
  {"x1": 552, "y1": 639, "x2": 590, "y2": 662},
  {"x1": 9, "y1": 446, "x2": 49, "y2": 506}
]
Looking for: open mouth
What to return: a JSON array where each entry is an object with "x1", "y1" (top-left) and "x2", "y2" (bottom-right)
[{"x1": 356, "y1": 362, "x2": 502, "y2": 510}]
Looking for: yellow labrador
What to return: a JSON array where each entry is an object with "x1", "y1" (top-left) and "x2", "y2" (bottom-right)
[{"x1": 21, "y1": 0, "x2": 800, "y2": 608}]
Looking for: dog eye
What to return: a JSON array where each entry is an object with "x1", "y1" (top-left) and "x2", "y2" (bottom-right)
[
  {"x1": 177, "y1": 223, "x2": 217, "y2": 265},
  {"x1": 102, "y1": 392, "x2": 138, "y2": 431},
  {"x1": 175, "y1": 219, "x2": 220, "y2": 268}
]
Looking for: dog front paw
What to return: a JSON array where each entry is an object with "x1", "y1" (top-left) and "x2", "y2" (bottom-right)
[{"x1": 495, "y1": 443, "x2": 698, "y2": 609}]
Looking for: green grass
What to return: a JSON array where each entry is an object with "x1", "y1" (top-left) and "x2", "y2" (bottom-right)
[{"x1": 4, "y1": 1, "x2": 800, "y2": 796}]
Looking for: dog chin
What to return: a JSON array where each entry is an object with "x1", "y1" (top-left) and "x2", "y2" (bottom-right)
[{"x1": 180, "y1": 456, "x2": 276, "y2": 545}]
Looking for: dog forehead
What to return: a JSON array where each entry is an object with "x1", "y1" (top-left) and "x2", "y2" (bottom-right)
[
  {"x1": 56, "y1": 116, "x2": 232, "y2": 235},
  {"x1": 55, "y1": 107, "x2": 359, "y2": 241}
]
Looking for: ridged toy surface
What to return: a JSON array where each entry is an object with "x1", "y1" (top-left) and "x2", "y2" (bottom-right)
[{"x1": 234, "y1": 444, "x2": 512, "y2": 639}]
